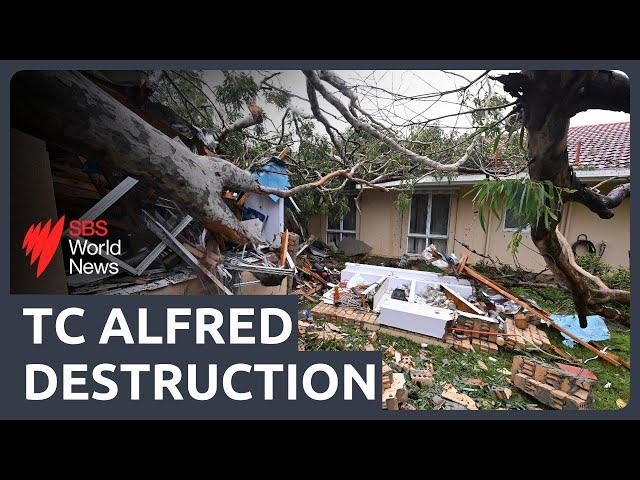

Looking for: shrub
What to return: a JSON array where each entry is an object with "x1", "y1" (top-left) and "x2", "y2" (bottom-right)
[{"x1": 576, "y1": 253, "x2": 630, "y2": 290}]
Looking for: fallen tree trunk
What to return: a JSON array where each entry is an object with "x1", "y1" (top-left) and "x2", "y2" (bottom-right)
[
  {"x1": 496, "y1": 70, "x2": 631, "y2": 325},
  {"x1": 10, "y1": 70, "x2": 262, "y2": 244}
]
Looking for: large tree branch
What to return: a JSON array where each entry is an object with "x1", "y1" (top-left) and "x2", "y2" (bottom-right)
[
  {"x1": 302, "y1": 70, "x2": 493, "y2": 173},
  {"x1": 11, "y1": 70, "x2": 391, "y2": 247},
  {"x1": 255, "y1": 161, "x2": 392, "y2": 198},
  {"x1": 570, "y1": 70, "x2": 630, "y2": 115},
  {"x1": 570, "y1": 182, "x2": 630, "y2": 219},
  {"x1": 216, "y1": 102, "x2": 265, "y2": 144},
  {"x1": 495, "y1": 70, "x2": 631, "y2": 323},
  {"x1": 11, "y1": 70, "x2": 262, "y2": 244}
]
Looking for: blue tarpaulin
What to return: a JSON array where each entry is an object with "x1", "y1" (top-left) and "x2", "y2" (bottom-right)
[
  {"x1": 251, "y1": 158, "x2": 290, "y2": 202},
  {"x1": 549, "y1": 313, "x2": 610, "y2": 348}
]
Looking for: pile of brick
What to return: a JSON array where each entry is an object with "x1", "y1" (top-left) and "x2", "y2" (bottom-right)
[
  {"x1": 503, "y1": 317, "x2": 552, "y2": 352},
  {"x1": 310, "y1": 303, "x2": 378, "y2": 329},
  {"x1": 452, "y1": 312, "x2": 500, "y2": 354},
  {"x1": 443, "y1": 332, "x2": 473, "y2": 352},
  {"x1": 382, "y1": 364, "x2": 409, "y2": 410},
  {"x1": 511, "y1": 356, "x2": 594, "y2": 409}
]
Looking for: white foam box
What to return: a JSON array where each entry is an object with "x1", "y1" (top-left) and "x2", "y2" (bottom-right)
[{"x1": 377, "y1": 298, "x2": 455, "y2": 339}]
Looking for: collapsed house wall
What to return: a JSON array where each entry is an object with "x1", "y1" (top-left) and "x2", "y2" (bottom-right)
[{"x1": 309, "y1": 182, "x2": 630, "y2": 269}]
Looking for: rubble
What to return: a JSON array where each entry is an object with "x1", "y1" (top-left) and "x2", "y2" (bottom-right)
[
  {"x1": 382, "y1": 372, "x2": 409, "y2": 410},
  {"x1": 301, "y1": 244, "x2": 629, "y2": 410},
  {"x1": 491, "y1": 386, "x2": 512, "y2": 400},
  {"x1": 336, "y1": 237, "x2": 372, "y2": 257},
  {"x1": 410, "y1": 367, "x2": 434, "y2": 387},
  {"x1": 440, "y1": 384, "x2": 478, "y2": 410},
  {"x1": 511, "y1": 356, "x2": 595, "y2": 410}
]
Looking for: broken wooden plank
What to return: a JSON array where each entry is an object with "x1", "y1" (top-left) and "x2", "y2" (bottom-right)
[
  {"x1": 458, "y1": 263, "x2": 623, "y2": 368},
  {"x1": 441, "y1": 283, "x2": 484, "y2": 314},
  {"x1": 279, "y1": 230, "x2": 289, "y2": 267}
]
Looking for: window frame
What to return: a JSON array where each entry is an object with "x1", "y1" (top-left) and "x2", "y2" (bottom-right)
[
  {"x1": 406, "y1": 193, "x2": 451, "y2": 254},
  {"x1": 326, "y1": 198, "x2": 357, "y2": 243},
  {"x1": 502, "y1": 206, "x2": 531, "y2": 233}
]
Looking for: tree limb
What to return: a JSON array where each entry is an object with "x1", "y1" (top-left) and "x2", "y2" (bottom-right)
[
  {"x1": 216, "y1": 102, "x2": 265, "y2": 144},
  {"x1": 303, "y1": 70, "x2": 493, "y2": 173},
  {"x1": 570, "y1": 182, "x2": 630, "y2": 219}
]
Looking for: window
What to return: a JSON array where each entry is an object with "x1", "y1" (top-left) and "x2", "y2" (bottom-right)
[
  {"x1": 407, "y1": 193, "x2": 450, "y2": 254},
  {"x1": 503, "y1": 207, "x2": 530, "y2": 232},
  {"x1": 327, "y1": 196, "x2": 357, "y2": 244}
]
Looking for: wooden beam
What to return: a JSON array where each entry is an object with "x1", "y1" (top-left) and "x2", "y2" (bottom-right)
[
  {"x1": 279, "y1": 230, "x2": 290, "y2": 267},
  {"x1": 459, "y1": 263, "x2": 625, "y2": 368}
]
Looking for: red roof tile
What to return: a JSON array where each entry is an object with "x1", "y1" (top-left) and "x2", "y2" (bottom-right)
[{"x1": 568, "y1": 122, "x2": 630, "y2": 170}]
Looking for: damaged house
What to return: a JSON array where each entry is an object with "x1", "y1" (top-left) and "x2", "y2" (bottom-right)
[
  {"x1": 10, "y1": 71, "x2": 300, "y2": 295},
  {"x1": 9, "y1": 69, "x2": 631, "y2": 410},
  {"x1": 308, "y1": 122, "x2": 630, "y2": 270}
]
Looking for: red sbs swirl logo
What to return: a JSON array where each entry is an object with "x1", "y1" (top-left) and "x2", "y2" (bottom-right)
[{"x1": 21, "y1": 216, "x2": 65, "y2": 278}]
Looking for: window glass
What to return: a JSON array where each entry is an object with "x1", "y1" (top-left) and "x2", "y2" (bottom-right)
[
  {"x1": 429, "y1": 237, "x2": 448, "y2": 253},
  {"x1": 430, "y1": 194, "x2": 450, "y2": 235},
  {"x1": 342, "y1": 197, "x2": 357, "y2": 231},
  {"x1": 327, "y1": 232, "x2": 340, "y2": 245},
  {"x1": 409, "y1": 195, "x2": 428, "y2": 234},
  {"x1": 407, "y1": 193, "x2": 451, "y2": 254},
  {"x1": 327, "y1": 215, "x2": 341, "y2": 230},
  {"x1": 408, "y1": 236, "x2": 426, "y2": 254},
  {"x1": 504, "y1": 207, "x2": 529, "y2": 230}
]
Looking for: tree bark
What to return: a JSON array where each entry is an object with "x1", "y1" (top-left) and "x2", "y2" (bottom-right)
[
  {"x1": 497, "y1": 70, "x2": 631, "y2": 324},
  {"x1": 10, "y1": 70, "x2": 263, "y2": 244}
]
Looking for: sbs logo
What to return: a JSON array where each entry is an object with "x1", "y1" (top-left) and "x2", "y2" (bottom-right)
[{"x1": 21, "y1": 216, "x2": 65, "y2": 278}]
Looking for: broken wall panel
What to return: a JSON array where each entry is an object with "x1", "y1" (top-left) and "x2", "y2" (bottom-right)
[
  {"x1": 340, "y1": 262, "x2": 473, "y2": 298},
  {"x1": 377, "y1": 299, "x2": 454, "y2": 339},
  {"x1": 243, "y1": 193, "x2": 285, "y2": 247}
]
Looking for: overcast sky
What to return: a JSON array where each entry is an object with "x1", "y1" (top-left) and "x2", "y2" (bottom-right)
[{"x1": 203, "y1": 70, "x2": 630, "y2": 134}]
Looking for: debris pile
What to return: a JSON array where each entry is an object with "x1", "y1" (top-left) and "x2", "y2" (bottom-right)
[
  {"x1": 302, "y1": 244, "x2": 629, "y2": 410},
  {"x1": 48, "y1": 144, "x2": 308, "y2": 296}
]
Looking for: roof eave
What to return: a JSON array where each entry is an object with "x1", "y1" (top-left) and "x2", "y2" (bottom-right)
[{"x1": 360, "y1": 168, "x2": 631, "y2": 189}]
